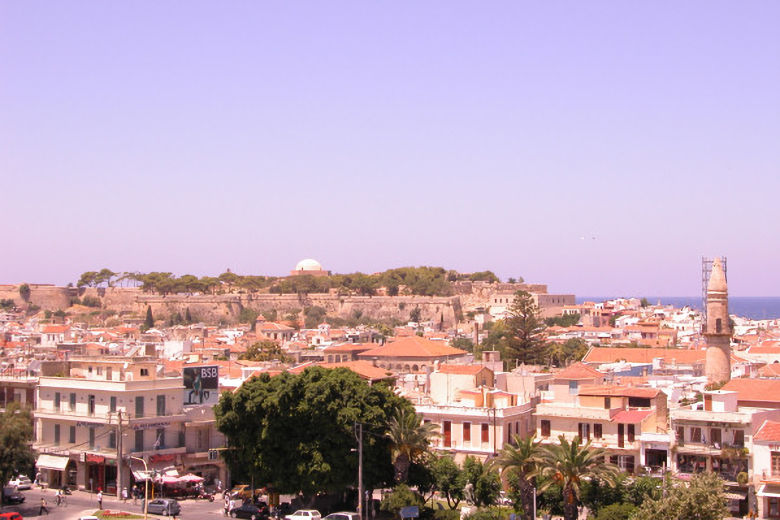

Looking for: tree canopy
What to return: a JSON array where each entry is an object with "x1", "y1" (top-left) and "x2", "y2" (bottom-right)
[
  {"x1": 484, "y1": 291, "x2": 548, "y2": 366},
  {"x1": 0, "y1": 403, "x2": 34, "y2": 505},
  {"x1": 215, "y1": 367, "x2": 412, "y2": 497},
  {"x1": 632, "y1": 472, "x2": 728, "y2": 520}
]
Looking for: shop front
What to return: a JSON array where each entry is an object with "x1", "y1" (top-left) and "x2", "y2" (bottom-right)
[
  {"x1": 35, "y1": 454, "x2": 70, "y2": 488},
  {"x1": 85, "y1": 453, "x2": 118, "y2": 495},
  {"x1": 758, "y1": 483, "x2": 780, "y2": 518}
]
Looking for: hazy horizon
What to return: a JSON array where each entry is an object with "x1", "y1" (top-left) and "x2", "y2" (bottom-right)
[{"x1": 2, "y1": 2, "x2": 779, "y2": 296}]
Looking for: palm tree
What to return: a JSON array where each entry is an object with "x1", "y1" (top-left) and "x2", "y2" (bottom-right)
[
  {"x1": 385, "y1": 407, "x2": 439, "y2": 483},
  {"x1": 490, "y1": 434, "x2": 544, "y2": 520},
  {"x1": 538, "y1": 435, "x2": 619, "y2": 520}
]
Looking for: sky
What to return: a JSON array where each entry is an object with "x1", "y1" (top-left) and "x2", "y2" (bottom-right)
[{"x1": 2, "y1": 2, "x2": 779, "y2": 296}]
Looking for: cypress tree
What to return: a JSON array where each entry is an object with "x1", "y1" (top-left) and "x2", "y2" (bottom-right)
[{"x1": 144, "y1": 306, "x2": 154, "y2": 330}]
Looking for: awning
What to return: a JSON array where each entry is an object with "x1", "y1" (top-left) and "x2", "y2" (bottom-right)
[
  {"x1": 36, "y1": 454, "x2": 70, "y2": 471},
  {"x1": 131, "y1": 462, "x2": 179, "y2": 481},
  {"x1": 724, "y1": 491, "x2": 747, "y2": 500},
  {"x1": 758, "y1": 484, "x2": 780, "y2": 498}
]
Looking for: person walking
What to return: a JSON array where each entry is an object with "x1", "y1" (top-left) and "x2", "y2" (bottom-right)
[
  {"x1": 122, "y1": 486, "x2": 129, "y2": 503},
  {"x1": 132, "y1": 485, "x2": 138, "y2": 505},
  {"x1": 97, "y1": 489, "x2": 103, "y2": 510},
  {"x1": 39, "y1": 496, "x2": 49, "y2": 515}
]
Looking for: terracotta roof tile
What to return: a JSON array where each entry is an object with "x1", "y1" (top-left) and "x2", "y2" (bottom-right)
[
  {"x1": 578, "y1": 385, "x2": 661, "y2": 398},
  {"x1": 438, "y1": 364, "x2": 491, "y2": 375},
  {"x1": 611, "y1": 410, "x2": 652, "y2": 423},
  {"x1": 555, "y1": 362, "x2": 604, "y2": 380},
  {"x1": 359, "y1": 336, "x2": 467, "y2": 359},
  {"x1": 755, "y1": 420, "x2": 780, "y2": 442},
  {"x1": 722, "y1": 378, "x2": 780, "y2": 404}
]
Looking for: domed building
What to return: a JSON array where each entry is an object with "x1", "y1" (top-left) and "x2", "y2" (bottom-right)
[{"x1": 290, "y1": 258, "x2": 329, "y2": 277}]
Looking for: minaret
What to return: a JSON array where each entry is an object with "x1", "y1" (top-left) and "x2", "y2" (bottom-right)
[{"x1": 705, "y1": 258, "x2": 731, "y2": 384}]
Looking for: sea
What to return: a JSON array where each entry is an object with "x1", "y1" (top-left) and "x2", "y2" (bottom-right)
[{"x1": 576, "y1": 296, "x2": 780, "y2": 321}]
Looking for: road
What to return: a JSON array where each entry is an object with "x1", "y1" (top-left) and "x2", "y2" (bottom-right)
[{"x1": 1, "y1": 486, "x2": 224, "y2": 520}]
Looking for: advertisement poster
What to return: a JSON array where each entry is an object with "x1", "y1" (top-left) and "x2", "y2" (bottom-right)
[{"x1": 183, "y1": 365, "x2": 219, "y2": 405}]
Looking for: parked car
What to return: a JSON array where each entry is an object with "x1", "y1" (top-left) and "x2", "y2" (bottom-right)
[
  {"x1": 325, "y1": 512, "x2": 359, "y2": 520},
  {"x1": 2, "y1": 486, "x2": 25, "y2": 505},
  {"x1": 146, "y1": 498, "x2": 181, "y2": 516},
  {"x1": 0, "y1": 513, "x2": 23, "y2": 520},
  {"x1": 285, "y1": 510, "x2": 321, "y2": 520},
  {"x1": 230, "y1": 502, "x2": 269, "y2": 520},
  {"x1": 8, "y1": 476, "x2": 32, "y2": 490}
]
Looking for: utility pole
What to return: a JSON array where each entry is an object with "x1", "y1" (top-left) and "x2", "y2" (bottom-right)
[
  {"x1": 354, "y1": 423, "x2": 364, "y2": 520},
  {"x1": 116, "y1": 410, "x2": 123, "y2": 498}
]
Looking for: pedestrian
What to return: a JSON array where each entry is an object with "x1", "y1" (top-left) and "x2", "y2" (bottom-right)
[
  {"x1": 97, "y1": 489, "x2": 103, "y2": 510},
  {"x1": 224, "y1": 493, "x2": 231, "y2": 516},
  {"x1": 39, "y1": 496, "x2": 49, "y2": 515},
  {"x1": 122, "y1": 486, "x2": 128, "y2": 503},
  {"x1": 132, "y1": 485, "x2": 138, "y2": 505}
]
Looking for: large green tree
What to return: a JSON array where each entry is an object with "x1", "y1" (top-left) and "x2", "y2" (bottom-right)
[
  {"x1": 215, "y1": 367, "x2": 408, "y2": 499},
  {"x1": 490, "y1": 434, "x2": 544, "y2": 520},
  {"x1": 0, "y1": 403, "x2": 34, "y2": 505},
  {"x1": 239, "y1": 340, "x2": 291, "y2": 362},
  {"x1": 632, "y1": 472, "x2": 728, "y2": 520},
  {"x1": 462, "y1": 456, "x2": 502, "y2": 507},
  {"x1": 503, "y1": 291, "x2": 548, "y2": 365},
  {"x1": 430, "y1": 454, "x2": 465, "y2": 508},
  {"x1": 385, "y1": 408, "x2": 439, "y2": 484},
  {"x1": 538, "y1": 435, "x2": 619, "y2": 520}
]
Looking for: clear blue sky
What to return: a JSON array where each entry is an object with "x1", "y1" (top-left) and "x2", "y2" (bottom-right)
[{"x1": 2, "y1": 2, "x2": 779, "y2": 296}]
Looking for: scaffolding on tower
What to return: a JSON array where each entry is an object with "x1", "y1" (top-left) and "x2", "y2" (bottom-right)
[{"x1": 701, "y1": 256, "x2": 727, "y2": 334}]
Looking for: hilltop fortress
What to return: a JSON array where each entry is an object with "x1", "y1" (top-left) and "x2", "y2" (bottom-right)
[{"x1": 0, "y1": 261, "x2": 574, "y2": 326}]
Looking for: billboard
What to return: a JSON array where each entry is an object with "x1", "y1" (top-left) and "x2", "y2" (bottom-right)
[{"x1": 183, "y1": 365, "x2": 219, "y2": 406}]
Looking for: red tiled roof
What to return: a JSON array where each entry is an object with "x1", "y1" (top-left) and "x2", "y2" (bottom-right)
[
  {"x1": 722, "y1": 378, "x2": 780, "y2": 404},
  {"x1": 438, "y1": 364, "x2": 491, "y2": 375},
  {"x1": 555, "y1": 362, "x2": 604, "y2": 380},
  {"x1": 611, "y1": 409, "x2": 652, "y2": 423},
  {"x1": 583, "y1": 347, "x2": 706, "y2": 364},
  {"x1": 359, "y1": 336, "x2": 467, "y2": 359},
  {"x1": 755, "y1": 420, "x2": 780, "y2": 442},
  {"x1": 322, "y1": 343, "x2": 376, "y2": 353},
  {"x1": 42, "y1": 325, "x2": 69, "y2": 333},
  {"x1": 759, "y1": 364, "x2": 780, "y2": 377},
  {"x1": 257, "y1": 322, "x2": 294, "y2": 331}
]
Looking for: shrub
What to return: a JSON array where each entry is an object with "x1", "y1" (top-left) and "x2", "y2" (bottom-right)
[
  {"x1": 595, "y1": 503, "x2": 636, "y2": 520},
  {"x1": 464, "y1": 506, "x2": 510, "y2": 520},
  {"x1": 380, "y1": 484, "x2": 424, "y2": 516}
]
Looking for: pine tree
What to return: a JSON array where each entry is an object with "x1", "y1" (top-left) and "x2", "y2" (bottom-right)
[{"x1": 185, "y1": 307, "x2": 192, "y2": 324}]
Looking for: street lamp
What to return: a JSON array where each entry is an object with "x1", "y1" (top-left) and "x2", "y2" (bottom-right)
[{"x1": 129, "y1": 456, "x2": 149, "y2": 520}]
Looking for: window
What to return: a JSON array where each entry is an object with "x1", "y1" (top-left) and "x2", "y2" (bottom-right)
[
  {"x1": 594, "y1": 424, "x2": 602, "y2": 439},
  {"x1": 716, "y1": 318, "x2": 722, "y2": 333},
  {"x1": 97, "y1": 367, "x2": 103, "y2": 376},
  {"x1": 463, "y1": 422, "x2": 471, "y2": 443},
  {"x1": 135, "y1": 430, "x2": 144, "y2": 452},
  {"x1": 676, "y1": 426, "x2": 685, "y2": 445},
  {"x1": 770, "y1": 497, "x2": 780, "y2": 518},
  {"x1": 69, "y1": 393, "x2": 76, "y2": 411},
  {"x1": 541, "y1": 420, "x2": 551, "y2": 437},
  {"x1": 155, "y1": 428, "x2": 166, "y2": 449},
  {"x1": 136, "y1": 396, "x2": 145, "y2": 418},
  {"x1": 88, "y1": 366, "x2": 93, "y2": 373},
  {"x1": 710, "y1": 428, "x2": 721, "y2": 447},
  {"x1": 578, "y1": 423, "x2": 590, "y2": 441},
  {"x1": 89, "y1": 427, "x2": 95, "y2": 449},
  {"x1": 627, "y1": 424, "x2": 635, "y2": 443},
  {"x1": 110, "y1": 396, "x2": 117, "y2": 413},
  {"x1": 140, "y1": 368, "x2": 149, "y2": 376},
  {"x1": 69, "y1": 426, "x2": 76, "y2": 444},
  {"x1": 88, "y1": 395, "x2": 96, "y2": 416},
  {"x1": 772, "y1": 452, "x2": 780, "y2": 477},
  {"x1": 54, "y1": 424, "x2": 60, "y2": 445},
  {"x1": 569, "y1": 381, "x2": 578, "y2": 395},
  {"x1": 109, "y1": 430, "x2": 116, "y2": 449},
  {"x1": 691, "y1": 427, "x2": 702, "y2": 443},
  {"x1": 604, "y1": 397, "x2": 611, "y2": 409},
  {"x1": 734, "y1": 430, "x2": 745, "y2": 447},
  {"x1": 481, "y1": 423, "x2": 489, "y2": 443},
  {"x1": 54, "y1": 392, "x2": 61, "y2": 409},
  {"x1": 156, "y1": 395, "x2": 166, "y2": 416},
  {"x1": 443, "y1": 421, "x2": 451, "y2": 447}
]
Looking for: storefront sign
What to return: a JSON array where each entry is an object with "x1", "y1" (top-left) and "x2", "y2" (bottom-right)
[
  {"x1": 76, "y1": 421, "x2": 103, "y2": 428},
  {"x1": 150, "y1": 454, "x2": 176, "y2": 463},
  {"x1": 131, "y1": 421, "x2": 171, "y2": 430},
  {"x1": 86, "y1": 454, "x2": 105, "y2": 464}
]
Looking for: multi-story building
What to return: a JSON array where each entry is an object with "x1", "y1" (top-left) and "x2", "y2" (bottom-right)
[
  {"x1": 535, "y1": 383, "x2": 668, "y2": 474},
  {"x1": 34, "y1": 357, "x2": 187, "y2": 494},
  {"x1": 670, "y1": 390, "x2": 780, "y2": 486},
  {"x1": 413, "y1": 364, "x2": 534, "y2": 461},
  {"x1": 752, "y1": 420, "x2": 780, "y2": 518}
]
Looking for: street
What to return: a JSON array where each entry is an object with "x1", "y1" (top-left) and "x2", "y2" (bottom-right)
[{"x1": 1, "y1": 486, "x2": 224, "y2": 520}]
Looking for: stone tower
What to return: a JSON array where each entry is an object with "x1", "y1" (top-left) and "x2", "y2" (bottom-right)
[{"x1": 705, "y1": 258, "x2": 732, "y2": 384}]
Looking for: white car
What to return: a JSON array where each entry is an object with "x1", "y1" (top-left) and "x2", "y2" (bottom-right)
[
  {"x1": 8, "y1": 476, "x2": 32, "y2": 490},
  {"x1": 286, "y1": 510, "x2": 322, "y2": 520}
]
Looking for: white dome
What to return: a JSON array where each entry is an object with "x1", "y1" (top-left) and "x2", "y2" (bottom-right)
[{"x1": 295, "y1": 258, "x2": 323, "y2": 271}]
